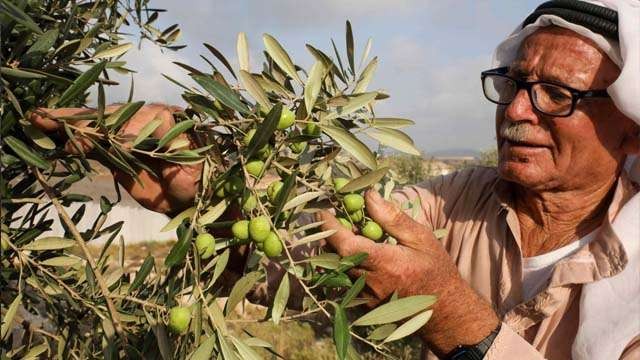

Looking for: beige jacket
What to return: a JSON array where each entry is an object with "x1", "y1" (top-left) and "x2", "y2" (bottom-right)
[{"x1": 393, "y1": 167, "x2": 639, "y2": 360}]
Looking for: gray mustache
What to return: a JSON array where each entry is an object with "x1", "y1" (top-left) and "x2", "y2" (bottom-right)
[{"x1": 500, "y1": 122, "x2": 533, "y2": 142}]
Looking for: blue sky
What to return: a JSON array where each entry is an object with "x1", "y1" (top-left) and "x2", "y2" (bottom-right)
[{"x1": 108, "y1": 0, "x2": 543, "y2": 154}]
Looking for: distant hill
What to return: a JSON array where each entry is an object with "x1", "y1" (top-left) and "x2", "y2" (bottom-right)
[{"x1": 427, "y1": 148, "x2": 481, "y2": 158}]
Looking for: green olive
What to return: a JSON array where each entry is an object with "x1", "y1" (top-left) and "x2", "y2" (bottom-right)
[
  {"x1": 241, "y1": 193, "x2": 257, "y2": 212},
  {"x1": 245, "y1": 159, "x2": 265, "y2": 178},
  {"x1": 333, "y1": 178, "x2": 350, "y2": 192},
  {"x1": 263, "y1": 231, "x2": 283, "y2": 257},
  {"x1": 343, "y1": 194, "x2": 365, "y2": 213},
  {"x1": 362, "y1": 221, "x2": 384, "y2": 241},
  {"x1": 195, "y1": 233, "x2": 215, "y2": 259},
  {"x1": 249, "y1": 216, "x2": 270, "y2": 242},
  {"x1": 277, "y1": 108, "x2": 296, "y2": 129},
  {"x1": 337, "y1": 217, "x2": 352, "y2": 231},
  {"x1": 231, "y1": 220, "x2": 250, "y2": 243},
  {"x1": 348, "y1": 209, "x2": 364, "y2": 223},
  {"x1": 267, "y1": 181, "x2": 284, "y2": 203},
  {"x1": 303, "y1": 122, "x2": 321, "y2": 136},
  {"x1": 168, "y1": 306, "x2": 191, "y2": 334}
]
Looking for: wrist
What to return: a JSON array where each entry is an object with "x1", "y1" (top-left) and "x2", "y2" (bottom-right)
[{"x1": 420, "y1": 278, "x2": 499, "y2": 356}]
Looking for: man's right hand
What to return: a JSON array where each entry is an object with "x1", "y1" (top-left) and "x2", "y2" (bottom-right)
[{"x1": 29, "y1": 104, "x2": 202, "y2": 214}]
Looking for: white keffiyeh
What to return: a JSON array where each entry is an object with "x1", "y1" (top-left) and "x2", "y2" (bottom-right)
[{"x1": 491, "y1": 1, "x2": 640, "y2": 359}]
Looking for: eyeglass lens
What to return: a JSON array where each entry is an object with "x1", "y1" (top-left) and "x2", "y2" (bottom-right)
[{"x1": 483, "y1": 75, "x2": 574, "y2": 116}]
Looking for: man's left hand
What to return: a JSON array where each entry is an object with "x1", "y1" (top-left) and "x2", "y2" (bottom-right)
[{"x1": 318, "y1": 190, "x2": 500, "y2": 355}]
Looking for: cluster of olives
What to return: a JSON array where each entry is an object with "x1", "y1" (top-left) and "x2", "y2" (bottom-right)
[
  {"x1": 197, "y1": 108, "x2": 314, "y2": 260},
  {"x1": 333, "y1": 178, "x2": 384, "y2": 242}
]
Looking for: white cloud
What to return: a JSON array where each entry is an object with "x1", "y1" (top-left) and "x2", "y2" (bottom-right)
[{"x1": 102, "y1": 42, "x2": 191, "y2": 106}]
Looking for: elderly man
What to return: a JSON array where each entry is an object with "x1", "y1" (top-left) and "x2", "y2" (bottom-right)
[{"x1": 30, "y1": 0, "x2": 639, "y2": 359}]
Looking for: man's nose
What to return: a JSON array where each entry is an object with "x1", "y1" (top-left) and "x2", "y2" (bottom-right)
[{"x1": 503, "y1": 88, "x2": 539, "y2": 124}]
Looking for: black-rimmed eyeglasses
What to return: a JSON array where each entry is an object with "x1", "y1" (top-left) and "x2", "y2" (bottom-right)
[{"x1": 480, "y1": 67, "x2": 610, "y2": 117}]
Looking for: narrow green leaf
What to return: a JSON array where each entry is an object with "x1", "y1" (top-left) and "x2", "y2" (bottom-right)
[
  {"x1": 57, "y1": 61, "x2": 107, "y2": 107},
  {"x1": 239, "y1": 70, "x2": 271, "y2": 111},
  {"x1": 189, "y1": 335, "x2": 217, "y2": 360},
  {"x1": 341, "y1": 274, "x2": 366, "y2": 307},
  {"x1": 346, "y1": 20, "x2": 355, "y2": 75},
  {"x1": 359, "y1": 38, "x2": 373, "y2": 71},
  {"x1": 0, "y1": 0, "x2": 43, "y2": 34},
  {"x1": 339, "y1": 167, "x2": 389, "y2": 193},
  {"x1": 192, "y1": 75, "x2": 250, "y2": 115},
  {"x1": 133, "y1": 118, "x2": 163, "y2": 147},
  {"x1": 210, "y1": 249, "x2": 230, "y2": 287},
  {"x1": 242, "y1": 337, "x2": 272, "y2": 348},
  {"x1": 197, "y1": 199, "x2": 229, "y2": 226},
  {"x1": 161, "y1": 207, "x2": 195, "y2": 232},
  {"x1": 371, "y1": 118, "x2": 415, "y2": 129},
  {"x1": 293, "y1": 229, "x2": 337, "y2": 247},
  {"x1": 383, "y1": 310, "x2": 433, "y2": 343},
  {"x1": 21, "y1": 341, "x2": 48, "y2": 360},
  {"x1": 156, "y1": 120, "x2": 195, "y2": 149},
  {"x1": 320, "y1": 125, "x2": 376, "y2": 170},
  {"x1": 282, "y1": 191, "x2": 323, "y2": 211},
  {"x1": 333, "y1": 305, "x2": 350, "y2": 360},
  {"x1": 324, "y1": 92, "x2": 377, "y2": 121},
  {"x1": 230, "y1": 337, "x2": 263, "y2": 360},
  {"x1": 366, "y1": 324, "x2": 397, "y2": 341},
  {"x1": 366, "y1": 128, "x2": 420, "y2": 156},
  {"x1": 219, "y1": 336, "x2": 240, "y2": 360},
  {"x1": 353, "y1": 57, "x2": 377, "y2": 94},
  {"x1": 1, "y1": 294, "x2": 22, "y2": 340},
  {"x1": 271, "y1": 275, "x2": 289, "y2": 325},
  {"x1": 22, "y1": 124, "x2": 56, "y2": 150},
  {"x1": 304, "y1": 61, "x2": 325, "y2": 113},
  {"x1": 331, "y1": 39, "x2": 347, "y2": 82},
  {"x1": 237, "y1": 32, "x2": 250, "y2": 72},
  {"x1": 0, "y1": 67, "x2": 45, "y2": 79},
  {"x1": 26, "y1": 29, "x2": 59, "y2": 54},
  {"x1": 307, "y1": 253, "x2": 341, "y2": 269},
  {"x1": 129, "y1": 255, "x2": 154, "y2": 292},
  {"x1": 263, "y1": 34, "x2": 302, "y2": 83},
  {"x1": 41, "y1": 256, "x2": 83, "y2": 267},
  {"x1": 104, "y1": 101, "x2": 145, "y2": 129},
  {"x1": 94, "y1": 43, "x2": 132, "y2": 59},
  {"x1": 4, "y1": 136, "x2": 50, "y2": 170},
  {"x1": 305, "y1": 44, "x2": 347, "y2": 85},
  {"x1": 352, "y1": 295, "x2": 437, "y2": 326},
  {"x1": 245, "y1": 103, "x2": 281, "y2": 159},
  {"x1": 272, "y1": 169, "x2": 297, "y2": 224},
  {"x1": 204, "y1": 43, "x2": 237, "y2": 79},
  {"x1": 164, "y1": 225, "x2": 192, "y2": 268},
  {"x1": 226, "y1": 271, "x2": 261, "y2": 316},
  {"x1": 22, "y1": 237, "x2": 75, "y2": 251}
]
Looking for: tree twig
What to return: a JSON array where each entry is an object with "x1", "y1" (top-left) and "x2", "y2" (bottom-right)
[{"x1": 33, "y1": 168, "x2": 125, "y2": 341}]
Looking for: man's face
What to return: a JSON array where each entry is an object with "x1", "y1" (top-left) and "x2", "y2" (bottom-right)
[{"x1": 495, "y1": 26, "x2": 638, "y2": 191}]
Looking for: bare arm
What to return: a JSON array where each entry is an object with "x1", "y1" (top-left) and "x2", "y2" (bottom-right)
[{"x1": 29, "y1": 104, "x2": 202, "y2": 214}]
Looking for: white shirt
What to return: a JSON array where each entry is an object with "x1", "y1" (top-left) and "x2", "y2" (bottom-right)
[{"x1": 522, "y1": 229, "x2": 600, "y2": 302}]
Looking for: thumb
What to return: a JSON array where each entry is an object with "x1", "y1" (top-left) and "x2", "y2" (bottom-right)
[{"x1": 364, "y1": 190, "x2": 433, "y2": 251}]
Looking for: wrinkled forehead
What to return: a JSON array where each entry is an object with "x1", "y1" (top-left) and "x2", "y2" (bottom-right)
[{"x1": 511, "y1": 26, "x2": 620, "y2": 88}]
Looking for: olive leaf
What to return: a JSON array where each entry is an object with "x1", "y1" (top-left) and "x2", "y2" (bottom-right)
[
  {"x1": 352, "y1": 295, "x2": 437, "y2": 326},
  {"x1": 320, "y1": 125, "x2": 377, "y2": 170},
  {"x1": 57, "y1": 61, "x2": 107, "y2": 107},
  {"x1": 237, "y1": 32, "x2": 250, "y2": 72},
  {"x1": 263, "y1": 34, "x2": 302, "y2": 84},
  {"x1": 271, "y1": 274, "x2": 290, "y2": 325}
]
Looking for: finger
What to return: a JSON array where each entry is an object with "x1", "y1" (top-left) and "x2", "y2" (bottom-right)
[
  {"x1": 118, "y1": 104, "x2": 175, "y2": 138},
  {"x1": 317, "y1": 210, "x2": 379, "y2": 260},
  {"x1": 28, "y1": 108, "x2": 91, "y2": 132},
  {"x1": 364, "y1": 190, "x2": 433, "y2": 251}
]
